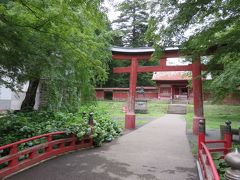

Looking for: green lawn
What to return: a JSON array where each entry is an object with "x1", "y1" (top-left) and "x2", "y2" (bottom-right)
[
  {"x1": 97, "y1": 100, "x2": 240, "y2": 130},
  {"x1": 97, "y1": 100, "x2": 168, "y2": 128},
  {"x1": 186, "y1": 104, "x2": 240, "y2": 130}
]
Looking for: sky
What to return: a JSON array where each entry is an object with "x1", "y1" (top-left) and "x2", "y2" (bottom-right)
[{"x1": 102, "y1": 0, "x2": 123, "y2": 22}]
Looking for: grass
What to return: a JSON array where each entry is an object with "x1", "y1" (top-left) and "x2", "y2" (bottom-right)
[
  {"x1": 186, "y1": 104, "x2": 240, "y2": 130},
  {"x1": 97, "y1": 100, "x2": 168, "y2": 128},
  {"x1": 97, "y1": 100, "x2": 240, "y2": 130},
  {"x1": 115, "y1": 119, "x2": 150, "y2": 129}
]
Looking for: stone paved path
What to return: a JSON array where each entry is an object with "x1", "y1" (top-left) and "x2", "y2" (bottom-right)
[{"x1": 7, "y1": 114, "x2": 198, "y2": 180}]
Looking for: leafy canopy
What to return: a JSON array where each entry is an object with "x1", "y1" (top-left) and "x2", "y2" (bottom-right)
[
  {"x1": 148, "y1": 0, "x2": 240, "y2": 99},
  {"x1": 112, "y1": 0, "x2": 150, "y2": 47},
  {"x1": 0, "y1": 0, "x2": 112, "y2": 111}
]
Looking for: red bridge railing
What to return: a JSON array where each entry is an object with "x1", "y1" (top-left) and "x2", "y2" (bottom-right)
[
  {"x1": 199, "y1": 142, "x2": 220, "y2": 180},
  {"x1": 197, "y1": 120, "x2": 232, "y2": 180},
  {"x1": 0, "y1": 132, "x2": 93, "y2": 179}
]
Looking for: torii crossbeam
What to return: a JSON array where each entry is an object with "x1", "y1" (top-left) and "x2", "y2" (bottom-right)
[{"x1": 112, "y1": 47, "x2": 206, "y2": 135}]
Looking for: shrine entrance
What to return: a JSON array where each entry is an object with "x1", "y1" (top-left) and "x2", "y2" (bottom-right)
[
  {"x1": 112, "y1": 47, "x2": 206, "y2": 135},
  {"x1": 174, "y1": 86, "x2": 188, "y2": 99}
]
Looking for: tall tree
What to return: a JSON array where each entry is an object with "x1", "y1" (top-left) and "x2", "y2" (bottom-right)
[
  {"x1": 113, "y1": 0, "x2": 150, "y2": 47},
  {"x1": 0, "y1": 0, "x2": 111, "y2": 111},
  {"x1": 148, "y1": 0, "x2": 240, "y2": 100},
  {"x1": 103, "y1": 0, "x2": 157, "y2": 88}
]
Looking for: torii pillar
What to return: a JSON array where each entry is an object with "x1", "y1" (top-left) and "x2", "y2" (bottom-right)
[
  {"x1": 192, "y1": 58, "x2": 205, "y2": 135},
  {"x1": 125, "y1": 57, "x2": 138, "y2": 129}
]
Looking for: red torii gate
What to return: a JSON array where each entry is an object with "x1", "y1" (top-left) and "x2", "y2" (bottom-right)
[{"x1": 112, "y1": 47, "x2": 205, "y2": 135}]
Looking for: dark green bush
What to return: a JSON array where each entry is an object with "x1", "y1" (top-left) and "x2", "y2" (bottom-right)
[
  {"x1": 0, "y1": 105, "x2": 122, "y2": 147},
  {"x1": 79, "y1": 105, "x2": 122, "y2": 146}
]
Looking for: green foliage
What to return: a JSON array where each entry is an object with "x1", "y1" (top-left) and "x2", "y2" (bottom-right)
[
  {"x1": 212, "y1": 153, "x2": 229, "y2": 180},
  {"x1": 96, "y1": 100, "x2": 168, "y2": 121},
  {"x1": 0, "y1": 106, "x2": 122, "y2": 147},
  {"x1": 79, "y1": 105, "x2": 122, "y2": 146},
  {"x1": 137, "y1": 60, "x2": 159, "y2": 86},
  {"x1": 112, "y1": 0, "x2": 150, "y2": 47},
  {"x1": 148, "y1": 0, "x2": 240, "y2": 100},
  {"x1": 213, "y1": 145, "x2": 240, "y2": 180},
  {"x1": 186, "y1": 104, "x2": 240, "y2": 130},
  {"x1": 0, "y1": 0, "x2": 111, "y2": 111},
  {"x1": 102, "y1": 60, "x2": 130, "y2": 88}
]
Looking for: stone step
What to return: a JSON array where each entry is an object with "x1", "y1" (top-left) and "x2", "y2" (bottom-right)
[
  {"x1": 172, "y1": 99, "x2": 188, "y2": 104},
  {"x1": 167, "y1": 104, "x2": 187, "y2": 114}
]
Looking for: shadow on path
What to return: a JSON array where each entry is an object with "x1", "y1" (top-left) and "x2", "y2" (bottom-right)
[
  {"x1": 7, "y1": 143, "x2": 158, "y2": 180},
  {"x1": 7, "y1": 114, "x2": 198, "y2": 180}
]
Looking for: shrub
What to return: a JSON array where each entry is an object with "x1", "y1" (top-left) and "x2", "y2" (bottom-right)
[{"x1": 0, "y1": 105, "x2": 122, "y2": 147}]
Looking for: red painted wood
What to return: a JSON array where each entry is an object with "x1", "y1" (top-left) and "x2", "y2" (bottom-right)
[
  {"x1": 137, "y1": 65, "x2": 193, "y2": 72},
  {"x1": 205, "y1": 140, "x2": 226, "y2": 144},
  {"x1": 160, "y1": 58, "x2": 167, "y2": 66},
  {"x1": 112, "y1": 92, "x2": 159, "y2": 100},
  {"x1": 128, "y1": 57, "x2": 138, "y2": 113},
  {"x1": 199, "y1": 143, "x2": 220, "y2": 180},
  {"x1": 113, "y1": 65, "x2": 193, "y2": 73},
  {"x1": 0, "y1": 132, "x2": 93, "y2": 179},
  {"x1": 192, "y1": 59, "x2": 205, "y2": 135},
  {"x1": 8, "y1": 145, "x2": 18, "y2": 168},
  {"x1": 113, "y1": 66, "x2": 131, "y2": 73},
  {"x1": 198, "y1": 132, "x2": 232, "y2": 180},
  {"x1": 112, "y1": 54, "x2": 152, "y2": 60},
  {"x1": 45, "y1": 135, "x2": 53, "y2": 153},
  {"x1": 0, "y1": 132, "x2": 65, "y2": 150},
  {"x1": 137, "y1": 93, "x2": 158, "y2": 99},
  {"x1": 125, "y1": 57, "x2": 138, "y2": 129},
  {"x1": 96, "y1": 88, "x2": 159, "y2": 101},
  {"x1": 96, "y1": 91, "x2": 104, "y2": 100},
  {"x1": 224, "y1": 131, "x2": 232, "y2": 155},
  {"x1": 125, "y1": 112, "x2": 136, "y2": 129},
  {"x1": 171, "y1": 86, "x2": 174, "y2": 100},
  {"x1": 159, "y1": 87, "x2": 171, "y2": 97},
  {"x1": 113, "y1": 92, "x2": 128, "y2": 101},
  {"x1": 198, "y1": 130, "x2": 205, "y2": 159}
]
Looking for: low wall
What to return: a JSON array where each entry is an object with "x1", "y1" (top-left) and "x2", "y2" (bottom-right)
[
  {"x1": 95, "y1": 87, "x2": 158, "y2": 101},
  {"x1": 223, "y1": 94, "x2": 240, "y2": 105},
  {"x1": 113, "y1": 92, "x2": 128, "y2": 101},
  {"x1": 96, "y1": 91, "x2": 104, "y2": 100},
  {"x1": 138, "y1": 92, "x2": 158, "y2": 99},
  {"x1": 95, "y1": 88, "x2": 240, "y2": 105}
]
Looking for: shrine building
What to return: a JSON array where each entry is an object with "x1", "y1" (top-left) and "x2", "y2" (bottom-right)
[{"x1": 152, "y1": 71, "x2": 192, "y2": 101}]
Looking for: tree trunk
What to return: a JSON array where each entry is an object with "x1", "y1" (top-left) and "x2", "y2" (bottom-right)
[{"x1": 21, "y1": 79, "x2": 40, "y2": 111}]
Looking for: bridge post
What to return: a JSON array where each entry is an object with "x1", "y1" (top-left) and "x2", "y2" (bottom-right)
[
  {"x1": 224, "y1": 121, "x2": 232, "y2": 155},
  {"x1": 198, "y1": 120, "x2": 205, "y2": 159},
  {"x1": 125, "y1": 57, "x2": 138, "y2": 129},
  {"x1": 192, "y1": 58, "x2": 205, "y2": 135}
]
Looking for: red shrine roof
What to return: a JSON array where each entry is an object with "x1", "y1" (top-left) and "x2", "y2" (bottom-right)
[{"x1": 152, "y1": 71, "x2": 191, "y2": 81}]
